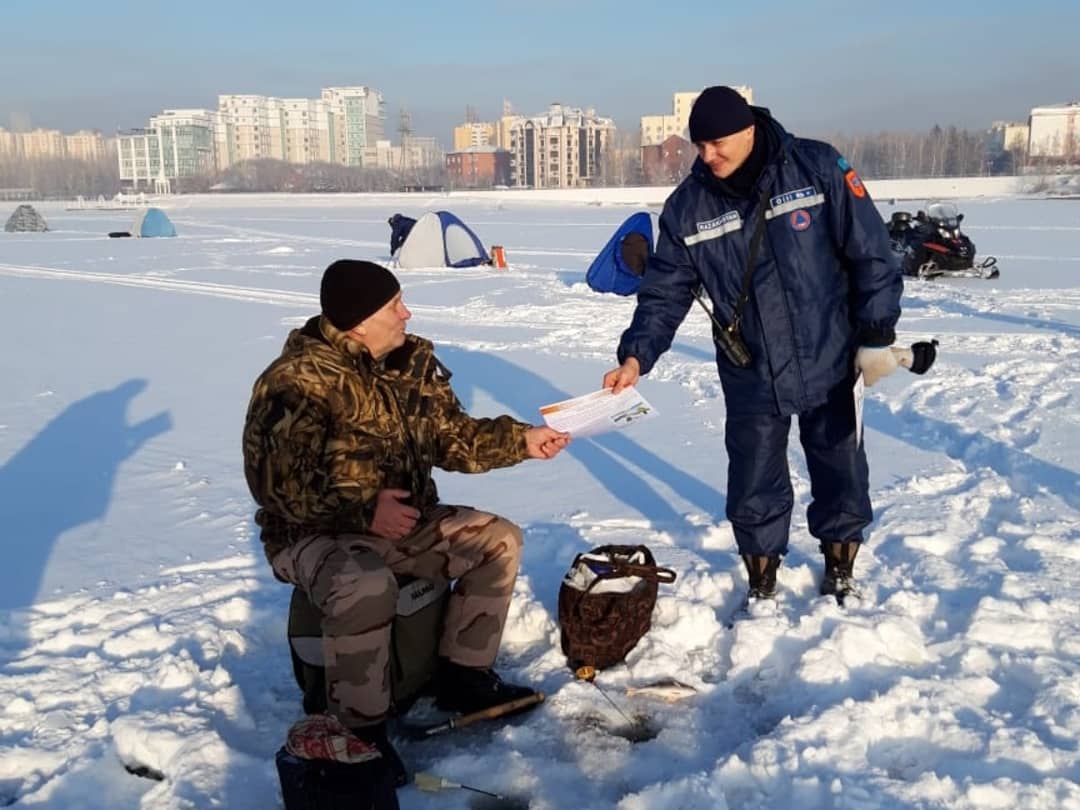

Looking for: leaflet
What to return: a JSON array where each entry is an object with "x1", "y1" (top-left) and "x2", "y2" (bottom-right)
[
  {"x1": 540, "y1": 387, "x2": 657, "y2": 437},
  {"x1": 853, "y1": 372, "x2": 865, "y2": 444}
]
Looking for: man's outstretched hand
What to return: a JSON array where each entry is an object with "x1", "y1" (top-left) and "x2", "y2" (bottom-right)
[
  {"x1": 602, "y1": 357, "x2": 640, "y2": 393},
  {"x1": 525, "y1": 426, "x2": 571, "y2": 459}
]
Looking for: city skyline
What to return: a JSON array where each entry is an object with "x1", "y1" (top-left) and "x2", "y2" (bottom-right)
[{"x1": 2, "y1": 0, "x2": 1078, "y2": 145}]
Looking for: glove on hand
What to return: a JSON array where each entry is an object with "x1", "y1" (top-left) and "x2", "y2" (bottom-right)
[
  {"x1": 855, "y1": 346, "x2": 899, "y2": 386},
  {"x1": 892, "y1": 339, "x2": 939, "y2": 375}
]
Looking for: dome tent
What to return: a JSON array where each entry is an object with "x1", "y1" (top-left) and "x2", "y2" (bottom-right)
[
  {"x1": 131, "y1": 207, "x2": 176, "y2": 237},
  {"x1": 395, "y1": 210, "x2": 489, "y2": 269},
  {"x1": 110, "y1": 207, "x2": 177, "y2": 238},
  {"x1": 4, "y1": 204, "x2": 48, "y2": 232}
]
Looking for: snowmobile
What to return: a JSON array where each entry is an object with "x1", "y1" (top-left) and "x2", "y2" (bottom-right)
[{"x1": 886, "y1": 201, "x2": 999, "y2": 280}]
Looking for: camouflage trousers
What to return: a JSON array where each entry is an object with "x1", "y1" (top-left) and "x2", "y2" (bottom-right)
[{"x1": 271, "y1": 505, "x2": 522, "y2": 727}]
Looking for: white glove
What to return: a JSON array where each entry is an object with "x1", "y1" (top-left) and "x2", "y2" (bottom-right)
[{"x1": 855, "y1": 346, "x2": 899, "y2": 386}]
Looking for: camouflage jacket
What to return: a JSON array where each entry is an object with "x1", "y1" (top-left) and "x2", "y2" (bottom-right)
[{"x1": 242, "y1": 315, "x2": 531, "y2": 562}]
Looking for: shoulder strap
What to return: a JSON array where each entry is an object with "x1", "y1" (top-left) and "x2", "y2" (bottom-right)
[
  {"x1": 731, "y1": 187, "x2": 771, "y2": 330},
  {"x1": 690, "y1": 187, "x2": 771, "y2": 330}
]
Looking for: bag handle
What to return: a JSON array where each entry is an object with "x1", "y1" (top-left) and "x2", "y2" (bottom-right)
[{"x1": 575, "y1": 545, "x2": 678, "y2": 588}]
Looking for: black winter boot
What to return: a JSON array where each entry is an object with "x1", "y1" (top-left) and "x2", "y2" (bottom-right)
[
  {"x1": 435, "y1": 658, "x2": 538, "y2": 715},
  {"x1": 351, "y1": 722, "x2": 407, "y2": 787},
  {"x1": 820, "y1": 541, "x2": 860, "y2": 604},
  {"x1": 741, "y1": 554, "x2": 780, "y2": 600}
]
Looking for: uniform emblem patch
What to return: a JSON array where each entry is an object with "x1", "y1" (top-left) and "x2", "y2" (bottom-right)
[
  {"x1": 844, "y1": 169, "x2": 866, "y2": 198},
  {"x1": 789, "y1": 209, "x2": 812, "y2": 231}
]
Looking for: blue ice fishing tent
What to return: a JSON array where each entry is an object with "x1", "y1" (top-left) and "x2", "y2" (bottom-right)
[
  {"x1": 585, "y1": 212, "x2": 654, "y2": 296},
  {"x1": 396, "y1": 210, "x2": 489, "y2": 268},
  {"x1": 131, "y1": 207, "x2": 177, "y2": 238}
]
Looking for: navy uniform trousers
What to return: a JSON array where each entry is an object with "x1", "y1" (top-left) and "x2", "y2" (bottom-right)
[{"x1": 724, "y1": 379, "x2": 872, "y2": 557}]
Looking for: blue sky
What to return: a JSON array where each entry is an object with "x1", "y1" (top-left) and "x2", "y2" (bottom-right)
[{"x1": 1, "y1": 0, "x2": 1076, "y2": 144}]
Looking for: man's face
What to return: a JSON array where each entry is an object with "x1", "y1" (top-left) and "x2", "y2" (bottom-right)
[
  {"x1": 696, "y1": 125, "x2": 755, "y2": 179},
  {"x1": 350, "y1": 292, "x2": 411, "y2": 359}
]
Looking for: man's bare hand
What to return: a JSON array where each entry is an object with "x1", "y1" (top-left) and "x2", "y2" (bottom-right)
[
  {"x1": 602, "y1": 357, "x2": 640, "y2": 393},
  {"x1": 368, "y1": 488, "x2": 421, "y2": 540},
  {"x1": 525, "y1": 426, "x2": 571, "y2": 459}
]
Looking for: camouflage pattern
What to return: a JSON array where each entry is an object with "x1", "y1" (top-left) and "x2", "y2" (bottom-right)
[
  {"x1": 272, "y1": 505, "x2": 522, "y2": 726},
  {"x1": 242, "y1": 315, "x2": 531, "y2": 563}
]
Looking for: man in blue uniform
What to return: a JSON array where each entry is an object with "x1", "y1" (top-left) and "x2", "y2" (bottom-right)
[{"x1": 604, "y1": 86, "x2": 903, "y2": 604}]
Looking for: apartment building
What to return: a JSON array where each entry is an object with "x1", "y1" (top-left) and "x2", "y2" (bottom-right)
[
  {"x1": 217, "y1": 95, "x2": 284, "y2": 166},
  {"x1": 281, "y1": 98, "x2": 332, "y2": 164},
  {"x1": 321, "y1": 86, "x2": 386, "y2": 167},
  {"x1": 446, "y1": 146, "x2": 511, "y2": 188},
  {"x1": 17, "y1": 128, "x2": 66, "y2": 159},
  {"x1": 453, "y1": 122, "x2": 499, "y2": 150},
  {"x1": 0, "y1": 128, "x2": 109, "y2": 161},
  {"x1": 640, "y1": 87, "x2": 754, "y2": 146},
  {"x1": 507, "y1": 104, "x2": 616, "y2": 188},
  {"x1": 0, "y1": 128, "x2": 15, "y2": 159},
  {"x1": 65, "y1": 130, "x2": 110, "y2": 161},
  {"x1": 213, "y1": 87, "x2": 385, "y2": 170},
  {"x1": 117, "y1": 109, "x2": 217, "y2": 192},
  {"x1": 1028, "y1": 102, "x2": 1080, "y2": 161},
  {"x1": 641, "y1": 134, "x2": 696, "y2": 185}
]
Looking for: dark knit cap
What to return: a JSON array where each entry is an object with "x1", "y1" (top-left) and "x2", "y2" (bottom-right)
[
  {"x1": 688, "y1": 86, "x2": 755, "y2": 142},
  {"x1": 319, "y1": 259, "x2": 401, "y2": 331}
]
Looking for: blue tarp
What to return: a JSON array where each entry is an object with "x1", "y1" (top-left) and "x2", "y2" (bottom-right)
[{"x1": 585, "y1": 212, "x2": 653, "y2": 296}]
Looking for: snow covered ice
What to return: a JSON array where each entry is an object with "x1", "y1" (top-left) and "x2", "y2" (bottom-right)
[{"x1": 0, "y1": 190, "x2": 1077, "y2": 809}]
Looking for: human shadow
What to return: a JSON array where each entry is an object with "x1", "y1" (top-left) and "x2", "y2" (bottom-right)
[
  {"x1": 0, "y1": 379, "x2": 171, "y2": 661},
  {"x1": 436, "y1": 346, "x2": 725, "y2": 530},
  {"x1": 904, "y1": 291, "x2": 1080, "y2": 339}
]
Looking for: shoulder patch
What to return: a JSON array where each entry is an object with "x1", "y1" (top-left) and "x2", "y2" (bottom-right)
[
  {"x1": 837, "y1": 155, "x2": 866, "y2": 198},
  {"x1": 844, "y1": 168, "x2": 866, "y2": 198}
]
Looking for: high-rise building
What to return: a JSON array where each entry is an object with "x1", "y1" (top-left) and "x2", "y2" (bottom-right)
[
  {"x1": 640, "y1": 87, "x2": 753, "y2": 146},
  {"x1": 0, "y1": 127, "x2": 108, "y2": 161},
  {"x1": 321, "y1": 86, "x2": 386, "y2": 167},
  {"x1": 0, "y1": 128, "x2": 16, "y2": 159},
  {"x1": 16, "y1": 128, "x2": 66, "y2": 159},
  {"x1": 64, "y1": 130, "x2": 109, "y2": 161},
  {"x1": 117, "y1": 109, "x2": 217, "y2": 192},
  {"x1": 452, "y1": 122, "x2": 498, "y2": 150},
  {"x1": 508, "y1": 104, "x2": 616, "y2": 188},
  {"x1": 281, "y1": 98, "x2": 331, "y2": 165},
  {"x1": 1028, "y1": 102, "x2": 1080, "y2": 161},
  {"x1": 217, "y1": 95, "x2": 284, "y2": 166}
]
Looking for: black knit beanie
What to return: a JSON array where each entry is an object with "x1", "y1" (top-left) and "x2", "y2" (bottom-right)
[
  {"x1": 320, "y1": 259, "x2": 401, "y2": 331},
  {"x1": 688, "y1": 86, "x2": 754, "y2": 142}
]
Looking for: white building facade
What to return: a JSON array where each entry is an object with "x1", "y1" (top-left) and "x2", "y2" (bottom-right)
[
  {"x1": 508, "y1": 104, "x2": 616, "y2": 188},
  {"x1": 117, "y1": 109, "x2": 217, "y2": 192},
  {"x1": 1028, "y1": 102, "x2": 1080, "y2": 161}
]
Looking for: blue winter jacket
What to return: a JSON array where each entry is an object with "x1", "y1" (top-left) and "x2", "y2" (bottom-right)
[{"x1": 617, "y1": 111, "x2": 903, "y2": 416}]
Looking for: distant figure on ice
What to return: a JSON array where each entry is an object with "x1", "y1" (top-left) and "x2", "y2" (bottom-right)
[
  {"x1": 603, "y1": 86, "x2": 903, "y2": 605},
  {"x1": 387, "y1": 213, "x2": 416, "y2": 255},
  {"x1": 242, "y1": 259, "x2": 569, "y2": 789}
]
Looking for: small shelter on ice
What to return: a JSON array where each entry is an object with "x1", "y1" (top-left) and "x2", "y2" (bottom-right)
[
  {"x1": 4, "y1": 204, "x2": 48, "y2": 232},
  {"x1": 394, "y1": 211, "x2": 489, "y2": 268},
  {"x1": 109, "y1": 207, "x2": 177, "y2": 238},
  {"x1": 585, "y1": 212, "x2": 655, "y2": 296}
]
